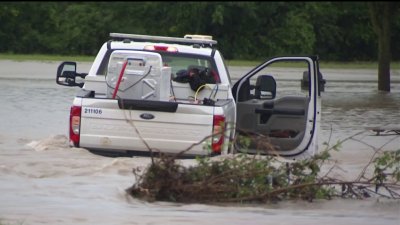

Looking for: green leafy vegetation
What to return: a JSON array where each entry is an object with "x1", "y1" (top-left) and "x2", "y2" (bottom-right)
[{"x1": 0, "y1": 2, "x2": 399, "y2": 61}]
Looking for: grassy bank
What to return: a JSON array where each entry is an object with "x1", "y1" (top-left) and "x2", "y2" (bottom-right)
[
  {"x1": 1, "y1": 53, "x2": 399, "y2": 69},
  {"x1": 226, "y1": 59, "x2": 400, "y2": 69},
  {"x1": 0, "y1": 53, "x2": 95, "y2": 62}
]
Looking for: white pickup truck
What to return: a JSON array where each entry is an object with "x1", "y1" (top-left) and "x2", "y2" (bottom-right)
[{"x1": 56, "y1": 33, "x2": 324, "y2": 159}]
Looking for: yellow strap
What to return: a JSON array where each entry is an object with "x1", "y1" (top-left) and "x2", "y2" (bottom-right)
[{"x1": 194, "y1": 84, "x2": 211, "y2": 101}]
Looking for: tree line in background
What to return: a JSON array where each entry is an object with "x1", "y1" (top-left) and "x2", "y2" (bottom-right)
[{"x1": 0, "y1": 1, "x2": 399, "y2": 62}]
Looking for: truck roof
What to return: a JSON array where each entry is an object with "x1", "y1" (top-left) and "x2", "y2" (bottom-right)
[
  {"x1": 110, "y1": 33, "x2": 217, "y2": 46},
  {"x1": 108, "y1": 33, "x2": 216, "y2": 56}
]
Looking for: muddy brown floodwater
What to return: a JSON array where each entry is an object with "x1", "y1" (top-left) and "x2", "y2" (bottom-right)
[{"x1": 0, "y1": 60, "x2": 399, "y2": 225}]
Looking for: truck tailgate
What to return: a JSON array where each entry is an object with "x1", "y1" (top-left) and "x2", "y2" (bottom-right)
[{"x1": 79, "y1": 98, "x2": 215, "y2": 155}]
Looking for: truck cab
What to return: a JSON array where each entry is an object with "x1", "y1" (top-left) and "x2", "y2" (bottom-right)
[{"x1": 56, "y1": 33, "x2": 322, "y2": 159}]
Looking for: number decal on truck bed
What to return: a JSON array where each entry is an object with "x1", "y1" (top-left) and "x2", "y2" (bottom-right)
[{"x1": 84, "y1": 108, "x2": 103, "y2": 114}]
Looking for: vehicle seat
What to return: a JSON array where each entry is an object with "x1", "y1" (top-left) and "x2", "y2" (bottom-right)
[{"x1": 254, "y1": 75, "x2": 276, "y2": 99}]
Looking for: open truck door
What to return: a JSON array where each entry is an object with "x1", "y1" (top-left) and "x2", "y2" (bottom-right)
[{"x1": 232, "y1": 56, "x2": 322, "y2": 159}]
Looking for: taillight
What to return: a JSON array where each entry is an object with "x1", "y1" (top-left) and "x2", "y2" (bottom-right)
[
  {"x1": 144, "y1": 45, "x2": 178, "y2": 52},
  {"x1": 69, "y1": 105, "x2": 81, "y2": 147},
  {"x1": 212, "y1": 115, "x2": 225, "y2": 153},
  {"x1": 211, "y1": 70, "x2": 221, "y2": 83}
]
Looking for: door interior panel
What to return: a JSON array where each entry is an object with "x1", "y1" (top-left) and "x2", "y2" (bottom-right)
[{"x1": 236, "y1": 96, "x2": 309, "y2": 153}]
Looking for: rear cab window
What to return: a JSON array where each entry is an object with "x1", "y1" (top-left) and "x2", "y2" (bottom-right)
[{"x1": 96, "y1": 49, "x2": 221, "y2": 84}]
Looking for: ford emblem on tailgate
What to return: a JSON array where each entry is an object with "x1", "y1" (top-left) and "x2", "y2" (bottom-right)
[{"x1": 140, "y1": 113, "x2": 155, "y2": 120}]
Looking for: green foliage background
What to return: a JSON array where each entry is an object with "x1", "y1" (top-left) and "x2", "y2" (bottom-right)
[{"x1": 0, "y1": 2, "x2": 399, "y2": 61}]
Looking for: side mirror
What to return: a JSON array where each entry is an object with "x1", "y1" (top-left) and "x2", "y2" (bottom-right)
[
  {"x1": 301, "y1": 70, "x2": 326, "y2": 93},
  {"x1": 318, "y1": 72, "x2": 326, "y2": 92},
  {"x1": 254, "y1": 75, "x2": 276, "y2": 99},
  {"x1": 56, "y1": 62, "x2": 86, "y2": 88}
]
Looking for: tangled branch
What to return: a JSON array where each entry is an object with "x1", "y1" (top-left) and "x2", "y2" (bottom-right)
[{"x1": 126, "y1": 132, "x2": 399, "y2": 203}]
